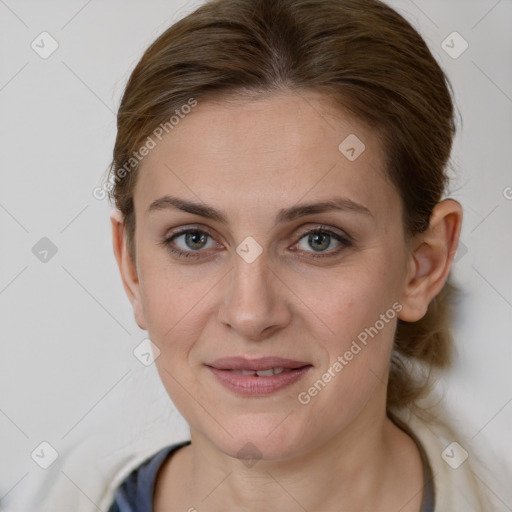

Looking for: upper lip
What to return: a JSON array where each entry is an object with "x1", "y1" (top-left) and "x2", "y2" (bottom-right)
[{"x1": 206, "y1": 356, "x2": 311, "y2": 371}]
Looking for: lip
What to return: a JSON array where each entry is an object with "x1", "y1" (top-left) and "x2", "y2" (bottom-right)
[
  {"x1": 207, "y1": 356, "x2": 311, "y2": 371},
  {"x1": 205, "y1": 357, "x2": 313, "y2": 396}
]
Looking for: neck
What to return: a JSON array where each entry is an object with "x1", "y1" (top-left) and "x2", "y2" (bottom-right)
[{"x1": 171, "y1": 404, "x2": 423, "y2": 511}]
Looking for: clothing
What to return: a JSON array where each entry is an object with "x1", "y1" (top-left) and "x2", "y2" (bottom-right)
[
  {"x1": 106, "y1": 440, "x2": 192, "y2": 512},
  {"x1": 106, "y1": 428, "x2": 436, "y2": 511},
  {"x1": 388, "y1": 405, "x2": 495, "y2": 511}
]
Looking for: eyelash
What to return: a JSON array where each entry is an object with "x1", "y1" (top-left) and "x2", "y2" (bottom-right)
[{"x1": 160, "y1": 225, "x2": 353, "y2": 260}]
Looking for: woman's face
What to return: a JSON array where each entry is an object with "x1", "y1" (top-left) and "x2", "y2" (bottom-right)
[{"x1": 127, "y1": 90, "x2": 414, "y2": 461}]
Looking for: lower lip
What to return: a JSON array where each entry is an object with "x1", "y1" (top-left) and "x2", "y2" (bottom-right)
[{"x1": 207, "y1": 366, "x2": 312, "y2": 395}]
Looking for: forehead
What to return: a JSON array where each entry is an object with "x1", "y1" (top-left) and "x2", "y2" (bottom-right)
[{"x1": 134, "y1": 91, "x2": 396, "y2": 224}]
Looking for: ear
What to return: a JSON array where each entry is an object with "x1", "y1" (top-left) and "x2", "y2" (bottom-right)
[
  {"x1": 110, "y1": 209, "x2": 147, "y2": 330},
  {"x1": 398, "y1": 199, "x2": 463, "y2": 322}
]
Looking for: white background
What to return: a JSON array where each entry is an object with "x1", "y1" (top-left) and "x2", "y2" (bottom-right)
[{"x1": 0, "y1": 0, "x2": 511, "y2": 510}]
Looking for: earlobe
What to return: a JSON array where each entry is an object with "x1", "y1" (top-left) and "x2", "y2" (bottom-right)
[
  {"x1": 110, "y1": 209, "x2": 147, "y2": 330},
  {"x1": 398, "y1": 199, "x2": 463, "y2": 322}
]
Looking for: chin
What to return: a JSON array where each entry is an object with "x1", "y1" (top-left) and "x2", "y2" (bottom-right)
[{"x1": 206, "y1": 414, "x2": 312, "y2": 463}]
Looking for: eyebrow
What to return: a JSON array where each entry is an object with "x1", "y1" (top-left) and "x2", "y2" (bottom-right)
[{"x1": 147, "y1": 195, "x2": 373, "y2": 225}]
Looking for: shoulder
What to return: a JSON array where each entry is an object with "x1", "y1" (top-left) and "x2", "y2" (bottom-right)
[
  {"x1": 102, "y1": 440, "x2": 191, "y2": 512},
  {"x1": 389, "y1": 403, "x2": 498, "y2": 512}
]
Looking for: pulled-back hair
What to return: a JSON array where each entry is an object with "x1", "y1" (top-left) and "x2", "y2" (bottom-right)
[{"x1": 104, "y1": 0, "x2": 461, "y2": 416}]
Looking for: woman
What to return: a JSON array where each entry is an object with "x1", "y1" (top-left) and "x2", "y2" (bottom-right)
[{"x1": 102, "y1": 0, "x2": 493, "y2": 510}]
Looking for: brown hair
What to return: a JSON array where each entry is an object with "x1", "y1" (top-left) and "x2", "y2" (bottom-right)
[{"x1": 105, "y1": 0, "x2": 461, "y2": 417}]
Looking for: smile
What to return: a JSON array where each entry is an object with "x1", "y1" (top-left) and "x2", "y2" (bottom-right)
[{"x1": 206, "y1": 356, "x2": 313, "y2": 395}]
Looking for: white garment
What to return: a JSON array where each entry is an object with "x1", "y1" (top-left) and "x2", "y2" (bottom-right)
[{"x1": 389, "y1": 404, "x2": 501, "y2": 511}]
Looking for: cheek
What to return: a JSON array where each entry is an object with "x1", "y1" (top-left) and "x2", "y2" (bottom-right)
[
  {"x1": 141, "y1": 271, "x2": 211, "y2": 410},
  {"x1": 298, "y1": 312, "x2": 396, "y2": 437},
  {"x1": 138, "y1": 264, "x2": 210, "y2": 354},
  {"x1": 297, "y1": 265, "x2": 395, "y2": 340},
  {"x1": 297, "y1": 267, "x2": 399, "y2": 398}
]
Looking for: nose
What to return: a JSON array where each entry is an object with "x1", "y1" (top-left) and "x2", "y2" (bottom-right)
[{"x1": 217, "y1": 250, "x2": 292, "y2": 342}]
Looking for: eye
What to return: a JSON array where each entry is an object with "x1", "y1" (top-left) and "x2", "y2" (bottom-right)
[
  {"x1": 293, "y1": 226, "x2": 352, "y2": 259},
  {"x1": 161, "y1": 228, "x2": 218, "y2": 259},
  {"x1": 160, "y1": 225, "x2": 352, "y2": 260}
]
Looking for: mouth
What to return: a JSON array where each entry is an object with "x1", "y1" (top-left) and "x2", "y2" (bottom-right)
[
  {"x1": 207, "y1": 356, "x2": 311, "y2": 371},
  {"x1": 205, "y1": 356, "x2": 313, "y2": 395},
  {"x1": 230, "y1": 367, "x2": 300, "y2": 376}
]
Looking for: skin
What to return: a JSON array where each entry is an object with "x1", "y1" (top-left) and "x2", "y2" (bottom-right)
[{"x1": 111, "y1": 90, "x2": 463, "y2": 511}]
